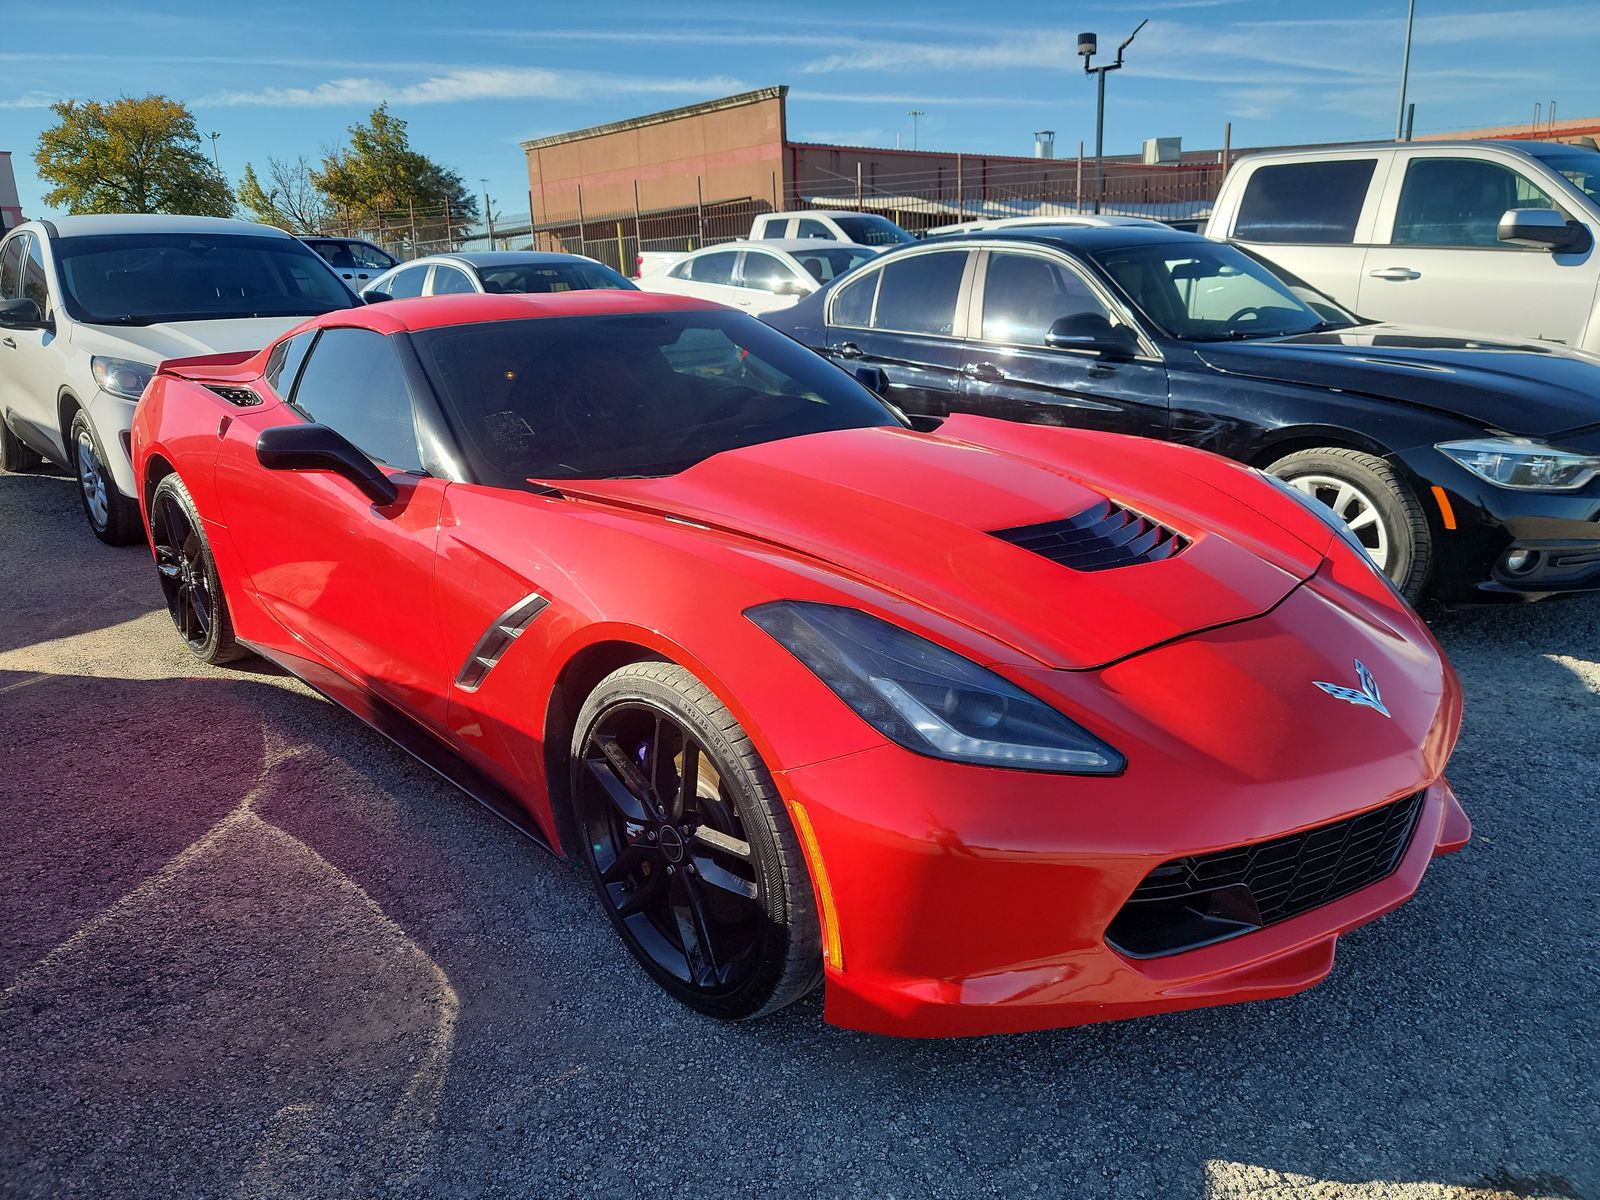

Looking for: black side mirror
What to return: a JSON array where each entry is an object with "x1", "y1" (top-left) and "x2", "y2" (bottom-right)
[
  {"x1": 255, "y1": 423, "x2": 398, "y2": 506},
  {"x1": 360, "y1": 289, "x2": 393, "y2": 304},
  {"x1": 0, "y1": 297, "x2": 47, "y2": 329},
  {"x1": 1044, "y1": 313, "x2": 1139, "y2": 359},
  {"x1": 1497, "y1": 208, "x2": 1593, "y2": 254},
  {"x1": 853, "y1": 365, "x2": 891, "y2": 395}
]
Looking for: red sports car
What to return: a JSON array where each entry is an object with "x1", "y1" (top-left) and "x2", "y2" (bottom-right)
[{"x1": 131, "y1": 290, "x2": 1470, "y2": 1037}]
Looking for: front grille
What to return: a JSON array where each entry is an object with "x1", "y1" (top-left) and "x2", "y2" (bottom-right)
[
  {"x1": 1107, "y1": 791, "x2": 1425, "y2": 958},
  {"x1": 205, "y1": 384, "x2": 262, "y2": 407},
  {"x1": 992, "y1": 498, "x2": 1188, "y2": 572}
]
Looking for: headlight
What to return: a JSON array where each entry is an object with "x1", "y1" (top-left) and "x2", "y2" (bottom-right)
[
  {"x1": 747, "y1": 601, "x2": 1125, "y2": 775},
  {"x1": 91, "y1": 356, "x2": 157, "y2": 401},
  {"x1": 1437, "y1": 437, "x2": 1600, "y2": 491}
]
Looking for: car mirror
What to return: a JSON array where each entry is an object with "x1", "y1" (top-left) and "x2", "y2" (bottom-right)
[
  {"x1": 853, "y1": 365, "x2": 891, "y2": 396},
  {"x1": 1044, "y1": 313, "x2": 1139, "y2": 359},
  {"x1": 359, "y1": 289, "x2": 393, "y2": 304},
  {"x1": 1497, "y1": 208, "x2": 1592, "y2": 254},
  {"x1": 0, "y1": 297, "x2": 48, "y2": 330},
  {"x1": 255, "y1": 423, "x2": 399, "y2": 506}
]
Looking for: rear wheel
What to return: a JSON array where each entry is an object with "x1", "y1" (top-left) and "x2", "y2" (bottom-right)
[
  {"x1": 570, "y1": 661, "x2": 822, "y2": 1020},
  {"x1": 149, "y1": 473, "x2": 247, "y2": 664},
  {"x1": 69, "y1": 410, "x2": 141, "y2": 545},
  {"x1": 1267, "y1": 446, "x2": 1432, "y2": 603},
  {"x1": 0, "y1": 415, "x2": 44, "y2": 472}
]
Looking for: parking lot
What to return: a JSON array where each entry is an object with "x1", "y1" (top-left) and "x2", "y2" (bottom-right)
[{"x1": 0, "y1": 464, "x2": 1596, "y2": 1199}]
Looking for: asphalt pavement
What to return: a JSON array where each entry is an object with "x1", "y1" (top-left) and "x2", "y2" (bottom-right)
[{"x1": 1, "y1": 466, "x2": 1596, "y2": 1200}]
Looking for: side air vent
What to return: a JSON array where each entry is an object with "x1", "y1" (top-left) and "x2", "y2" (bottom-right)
[
  {"x1": 992, "y1": 499, "x2": 1188, "y2": 571},
  {"x1": 455, "y1": 593, "x2": 549, "y2": 692},
  {"x1": 205, "y1": 384, "x2": 263, "y2": 407}
]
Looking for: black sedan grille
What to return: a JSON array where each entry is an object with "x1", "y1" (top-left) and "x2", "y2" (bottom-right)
[
  {"x1": 992, "y1": 499, "x2": 1188, "y2": 571},
  {"x1": 1106, "y1": 791, "x2": 1425, "y2": 958}
]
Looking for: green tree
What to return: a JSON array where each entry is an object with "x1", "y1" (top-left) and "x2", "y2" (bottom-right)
[
  {"x1": 34, "y1": 95, "x2": 232, "y2": 216},
  {"x1": 313, "y1": 104, "x2": 478, "y2": 245},
  {"x1": 238, "y1": 156, "x2": 327, "y2": 233}
]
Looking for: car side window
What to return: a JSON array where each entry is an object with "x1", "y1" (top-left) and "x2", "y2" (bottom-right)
[
  {"x1": 739, "y1": 252, "x2": 797, "y2": 292},
  {"x1": 21, "y1": 235, "x2": 51, "y2": 314},
  {"x1": 870, "y1": 250, "x2": 969, "y2": 336},
  {"x1": 1391, "y1": 158, "x2": 1560, "y2": 247},
  {"x1": 690, "y1": 252, "x2": 738, "y2": 285},
  {"x1": 348, "y1": 242, "x2": 394, "y2": 270},
  {"x1": 981, "y1": 253, "x2": 1112, "y2": 346},
  {"x1": 289, "y1": 328, "x2": 423, "y2": 472},
  {"x1": 388, "y1": 266, "x2": 428, "y2": 299},
  {"x1": 795, "y1": 219, "x2": 831, "y2": 239},
  {"x1": 829, "y1": 269, "x2": 879, "y2": 329},
  {"x1": 0, "y1": 238, "x2": 22, "y2": 300},
  {"x1": 263, "y1": 330, "x2": 315, "y2": 398},
  {"x1": 667, "y1": 259, "x2": 693, "y2": 280},
  {"x1": 1234, "y1": 159, "x2": 1377, "y2": 244},
  {"x1": 430, "y1": 265, "x2": 476, "y2": 295}
]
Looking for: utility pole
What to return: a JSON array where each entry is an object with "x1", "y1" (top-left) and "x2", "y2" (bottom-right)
[
  {"x1": 1395, "y1": 0, "x2": 1416, "y2": 141},
  {"x1": 480, "y1": 178, "x2": 494, "y2": 247},
  {"x1": 1079, "y1": 19, "x2": 1147, "y2": 214},
  {"x1": 907, "y1": 110, "x2": 925, "y2": 151},
  {"x1": 206, "y1": 131, "x2": 222, "y2": 174}
]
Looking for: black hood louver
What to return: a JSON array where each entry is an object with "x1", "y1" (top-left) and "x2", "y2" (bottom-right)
[
  {"x1": 992, "y1": 499, "x2": 1188, "y2": 571},
  {"x1": 204, "y1": 384, "x2": 263, "y2": 407}
]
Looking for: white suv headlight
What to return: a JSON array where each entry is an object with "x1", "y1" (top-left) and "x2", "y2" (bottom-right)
[
  {"x1": 1437, "y1": 437, "x2": 1600, "y2": 492},
  {"x1": 91, "y1": 356, "x2": 157, "y2": 400}
]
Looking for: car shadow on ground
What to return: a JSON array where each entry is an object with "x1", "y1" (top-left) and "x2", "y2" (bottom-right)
[{"x1": 1, "y1": 469, "x2": 1595, "y2": 1199}]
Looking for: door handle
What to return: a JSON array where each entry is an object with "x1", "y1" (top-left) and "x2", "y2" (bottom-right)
[
  {"x1": 829, "y1": 342, "x2": 863, "y2": 359},
  {"x1": 1369, "y1": 267, "x2": 1422, "y2": 281},
  {"x1": 1, "y1": 337, "x2": 15, "y2": 349},
  {"x1": 961, "y1": 361, "x2": 1005, "y2": 381}
]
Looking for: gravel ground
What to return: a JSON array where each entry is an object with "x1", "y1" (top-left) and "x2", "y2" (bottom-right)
[{"x1": 1, "y1": 467, "x2": 1596, "y2": 1200}]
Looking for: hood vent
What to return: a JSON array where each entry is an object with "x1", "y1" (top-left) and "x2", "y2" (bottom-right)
[
  {"x1": 205, "y1": 384, "x2": 262, "y2": 407},
  {"x1": 992, "y1": 499, "x2": 1188, "y2": 571}
]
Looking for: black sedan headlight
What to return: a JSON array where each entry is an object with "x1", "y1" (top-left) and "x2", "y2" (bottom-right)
[
  {"x1": 748, "y1": 601, "x2": 1124, "y2": 775},
  {"x1": 1437, "y1": 437, "x2": 1600, "y2": 491}
]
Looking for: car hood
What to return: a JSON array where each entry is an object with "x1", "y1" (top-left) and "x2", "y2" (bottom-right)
[
  {"x1": 1192, "y1": 323, "x2": 1600, "y2": 438},
  {"x1": 560, "y1": 416, "x2": 1329, "y2": 670},
  {"x1": 69, "y1": 316, "x2": 309, "y2": 366}
]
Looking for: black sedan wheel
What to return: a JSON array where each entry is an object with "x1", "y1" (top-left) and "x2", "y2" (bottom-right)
[
  {"x1": 149, "y1": 474, "x2": 247, "y2": 664},
  {"x1": 572, "y1": 661, "x2": 822, "y2": 1020}
]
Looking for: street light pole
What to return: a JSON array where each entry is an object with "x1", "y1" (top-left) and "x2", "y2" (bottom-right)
[
  {"x1": 1395, "y1": 0, "x2": 1417, "y2": 140},
  {"x1": 480, "y1": 178, "x2": 494, "y2": 247},
  {"x1": 206, "y1": 131, "x2": 222, "y2": 174},
  {"x1": 1079, "y1": 19, "x2": 1147, "y2": 215},
  {"x1": 907, "y1": 109, "x2": 925, "y2": 151}
]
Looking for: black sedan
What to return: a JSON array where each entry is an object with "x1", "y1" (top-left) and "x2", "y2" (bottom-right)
[{"x1": 763, "y1": 226, "x2": 1600, "y2": 604}]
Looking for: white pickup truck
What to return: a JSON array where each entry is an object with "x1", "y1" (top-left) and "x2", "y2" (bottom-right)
[
  {"x1": 1206, "y1": 139, "x2": 1600, "y2": 351},
  {"x1": 635, "y1": 210, "x2": 913, "y2": 277}
]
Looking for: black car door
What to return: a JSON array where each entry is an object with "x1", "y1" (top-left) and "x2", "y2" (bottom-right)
[
  {"x1": 819, "y1": 247, "x2": 975, "y2": 419},
  {"x1": 956, "y1": 248, "x2": 1169, "y2": 439}
]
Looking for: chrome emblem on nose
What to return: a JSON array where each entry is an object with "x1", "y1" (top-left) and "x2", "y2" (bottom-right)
[{"x1": 1314, "y1": 659, "x2": 1391, "y2": 718}]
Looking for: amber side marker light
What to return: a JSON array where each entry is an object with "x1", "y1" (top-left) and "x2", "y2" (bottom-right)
[
  {"x1": 789, "y1": 801, "x2": 844, "y2": 970},
  {"x1": 1431, "y1": 485, "x2": 1458, "y2": 530}
]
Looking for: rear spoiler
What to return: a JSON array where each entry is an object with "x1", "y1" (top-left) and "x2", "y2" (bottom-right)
[{"x1": 155, "y1": 349, "x2": 259, "y2": 382}]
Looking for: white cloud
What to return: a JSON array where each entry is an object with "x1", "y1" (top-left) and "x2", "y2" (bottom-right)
[
  {"x1": 1224, "y1": 86, "x2": 1298, "y2": 121},
  {"x1": 0, "y1": 91, "x2": 62, "y2": 108},
  {"x1": 197, "y1": 69, "x2": 749, "y2": 109}
]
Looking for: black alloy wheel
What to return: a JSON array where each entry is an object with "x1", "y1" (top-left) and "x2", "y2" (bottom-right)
[
  {"x1": 149, "y1": 474, "x2": 246, "y2": 664},
  {"x1": 572, "y1": 662, "x2": 821, "y2": 1020}
]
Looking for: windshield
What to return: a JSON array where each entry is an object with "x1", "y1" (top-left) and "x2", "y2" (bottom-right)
[
  {"x1": 1533, "y1": 150, "x2": 1600, "y2": 204},
  {"x1": 1091, "y1": 240, "x2": 1359, "y2": 340},
  {"x1": 833, "y1": 216, "x2": 915, "y2": 246},
  {"x1": 791, "y1": 246, "x2": 877, "y2": 284},
  {"x1": 411, "y1": 310, "x2": 899, "y2": 483},
  {"x1": 53, "y1": 233, "x2": 357, "y2": 325},
  {"x1": 476, "y1": 261, "x2": 637, "y2": 294}
]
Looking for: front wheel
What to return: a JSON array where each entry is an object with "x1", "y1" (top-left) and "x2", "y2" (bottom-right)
[
  {"x1": 1267, "y1": 447, "x2": 1432, "y2": 603},
  {"x1": 69, "y1": 410, "x2": 141, "y2": 545},
  {"x1": 570, "y1": 661, "x2": 822, "y2": 1021}
]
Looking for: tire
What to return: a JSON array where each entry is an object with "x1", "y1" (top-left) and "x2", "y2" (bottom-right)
[
  {"x1": 69, "y1": 410, "x2": 141, "y2": 545},
  {"x1": 0, "y1": 415, "x2": 44, "y2": 472},
  {"x1": 570, "y1": 660, "x2": 822, "y2": 1021},
  {"x1": 1267, "y1": 446, "x2": 1432, "y2": 603},
  {"x1": 148, "y1": 473, "x2": 248, "y2": 665}
]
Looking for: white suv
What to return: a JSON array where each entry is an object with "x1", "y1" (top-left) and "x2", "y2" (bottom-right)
[
  {"x1": 0, "y1": 214, "x2": 358, "y2": 542},
  {"x1": 1206, "y1": 140, "x2": 1600, "y2": 351}
]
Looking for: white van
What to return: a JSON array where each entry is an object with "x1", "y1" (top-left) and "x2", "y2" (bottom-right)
[
  {"x1": 0, "y1": 215, "x2": 359, "y2": 542},
  {"x1": 1206, "y1": 140, "x2": 1600, "y2": 351}
]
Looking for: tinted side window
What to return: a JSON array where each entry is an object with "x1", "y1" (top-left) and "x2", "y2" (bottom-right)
[
  {"x1": 431, "y1": 266, "x2": 476, "y2": 295},
  {"x1": 981, "y1": 253, "x2": 1110, "y2": 346},
  {"x1": 388, "y1": 266, "x2": 427, "y2": 299},
  {"x1": 264, "y1": 330, "x2": 315, "y2": 397},
  {"x1": 1392, "y1": 158, "x2": 1558, "y2": 247},
  {"x1": 691, "y1": 252, "x2": 738, "y2": 285},
  {"x1": 0, "y1": 238, "x2": 22, "y2": 300},
  {"x1": 1234, "y1": 160, "x2": 1377, "y2": 244},
  {"x1": 739, "y1": 253, "x2": 796, "y2": 292},
  {"x1": 872, "y1": 251, "x2": 968, "y2": 335},
  {"x1": 308, "y1": 240, "x2": 355, "y2": 267},
  {"x1": 795, "y1": 219, "x2": 832, "y2": 239},
  {"x1": 21, "y1": 236, "x2": 50, "y2": 312},
  {"x1": 349, "y1": 242, "x2": 395, "y2": 270},
  {"x1": 830, "y1": 270, "x2": 879, "y2": 328},
  {"x1": 290, "y1": 328, "x2": 422, "y2": 472}
]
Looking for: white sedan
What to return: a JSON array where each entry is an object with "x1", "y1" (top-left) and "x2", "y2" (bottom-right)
[{"x1": 637, "y1": 239, "x2": 878, "y2": 315}]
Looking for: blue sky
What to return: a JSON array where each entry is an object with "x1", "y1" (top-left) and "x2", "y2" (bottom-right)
[{"x1": 3, "y1": 1, "x2": 1598, "y2": 225}]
